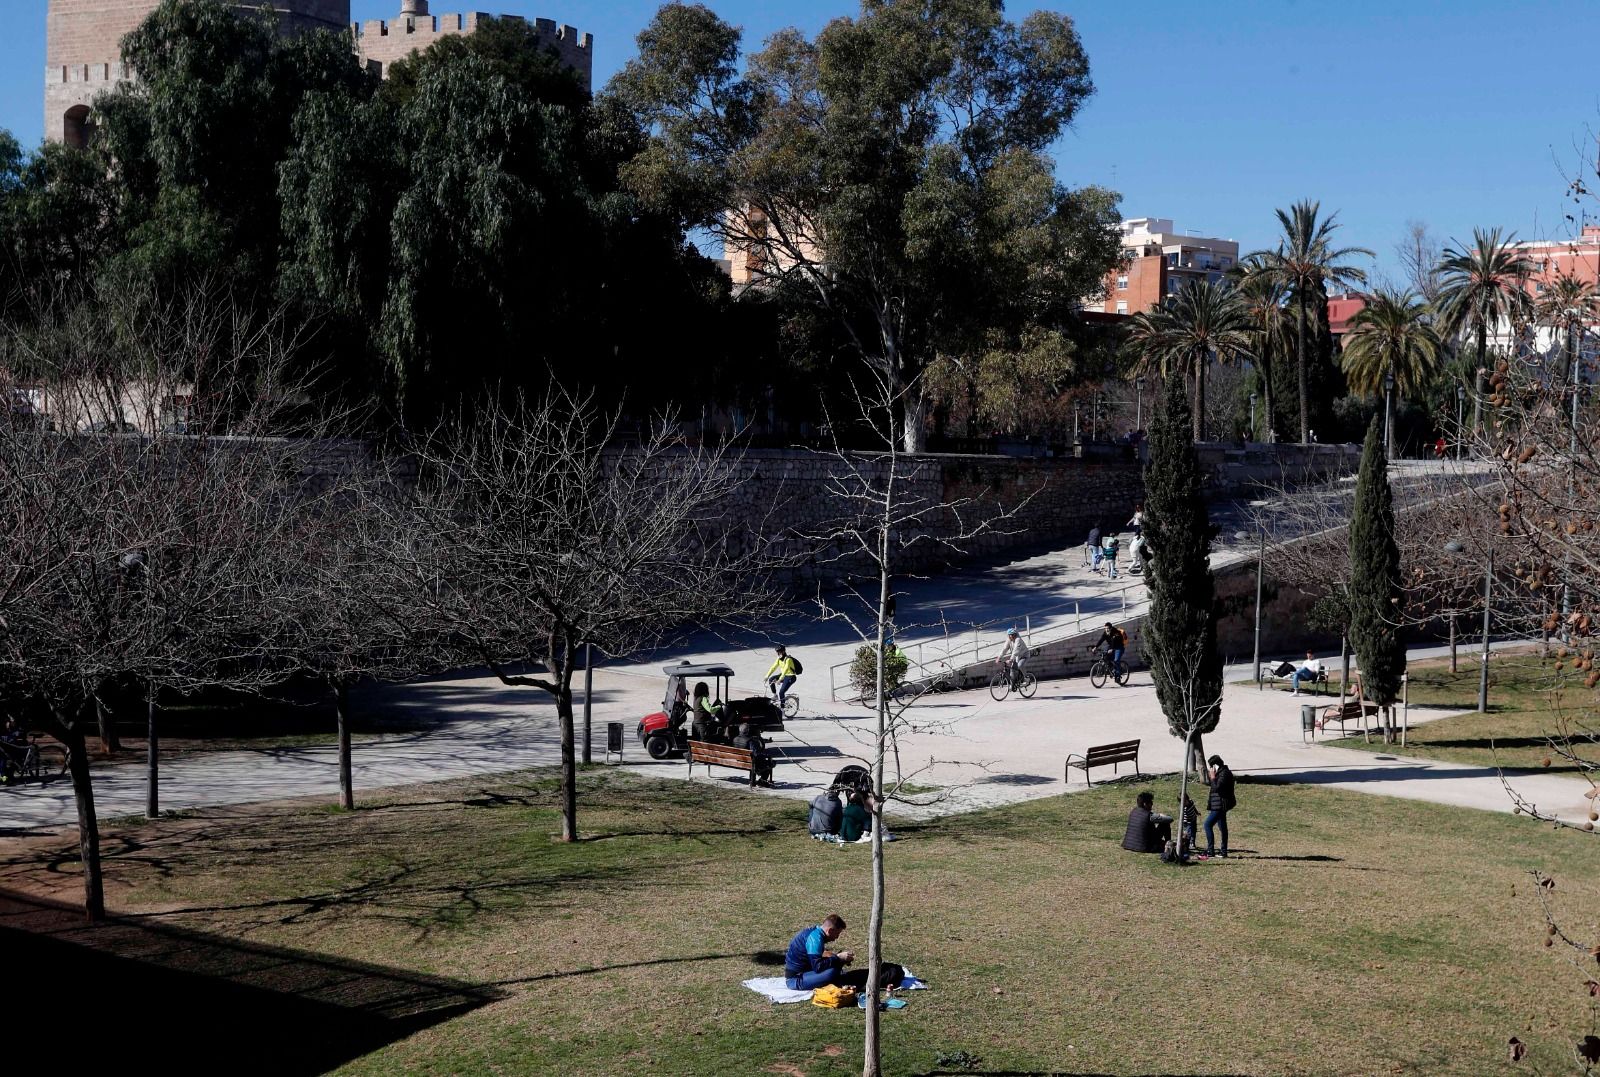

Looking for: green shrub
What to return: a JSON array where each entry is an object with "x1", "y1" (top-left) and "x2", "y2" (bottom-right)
[{"x1": 849, "y1": 644, "x2": 910, "y2": 701}]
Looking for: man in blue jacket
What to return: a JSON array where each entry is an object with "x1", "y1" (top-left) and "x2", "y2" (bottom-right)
[{"x1": 785, "y1": 914, "x2": 853, "y2": 990}]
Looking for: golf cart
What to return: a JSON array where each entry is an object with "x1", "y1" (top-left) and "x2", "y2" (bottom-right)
[{"x1": 636, "y1": 661, "x2": 785, "y2": 760}]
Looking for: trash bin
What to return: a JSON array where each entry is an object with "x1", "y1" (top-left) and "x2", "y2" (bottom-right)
[
  {"x1": 1300, "y1": 704, "x2": 1317, "y2": 742},
  {"x1": 605, "y1": 722, "x2": 624, "y2": 764}
]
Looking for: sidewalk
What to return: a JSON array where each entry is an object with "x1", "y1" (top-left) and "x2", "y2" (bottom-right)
[{"x1": 3, "y1": 646, "x2": 1588, "y2": 832}]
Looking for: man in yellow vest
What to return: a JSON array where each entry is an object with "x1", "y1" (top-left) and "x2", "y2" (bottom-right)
[{"x1": 766, "y1": 645, "x2": 800, "y2": 707}]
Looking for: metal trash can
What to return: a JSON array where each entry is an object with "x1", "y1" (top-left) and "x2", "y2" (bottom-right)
[
  {"x1": 605, "y1": 722, "x2": 624, "y2": 764},
  {"x1": 1301, "y1": 704, "x2": 1317, "y2": 742}
]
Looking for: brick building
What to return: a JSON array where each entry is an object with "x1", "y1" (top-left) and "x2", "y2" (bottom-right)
[
  {"x1": 44, "y1": 0, "x2": 590, "y2": 146},
  {"x1": 1087, "y1": 217, "x2": 1240, "y2": 316}
]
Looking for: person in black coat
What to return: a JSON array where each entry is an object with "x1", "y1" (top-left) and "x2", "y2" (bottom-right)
[
  {"x1": 1121, "y1": 791, "x2": 1170, "y2": 853},
  {"x1": 1203, "y1": 754, "x2": 1237, "y2": 858}
]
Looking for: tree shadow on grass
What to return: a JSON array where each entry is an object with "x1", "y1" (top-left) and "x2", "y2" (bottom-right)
[{"x1": 0, "y1": 887, "x2": 496, "y2": 1075}]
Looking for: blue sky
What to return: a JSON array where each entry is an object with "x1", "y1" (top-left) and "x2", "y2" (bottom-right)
[{"x1": 7, "y1": 0, "x2": 1598, "y2": 282}]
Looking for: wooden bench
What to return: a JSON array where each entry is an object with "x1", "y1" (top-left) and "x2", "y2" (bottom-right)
[
  {"x1": 688, "y1": 740, "x2": 759, "y2": 787},
  {"x1": 1317, "y1": 700, "x2": 1379, "y2": 737},
  {"x1": 1064, "y1": 738, "x2": 1141, "y2": 787}
]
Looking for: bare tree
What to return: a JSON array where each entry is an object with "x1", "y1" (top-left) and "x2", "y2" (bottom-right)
[
  {"x1": 803, "y1": 381, "x2": 1030, "y2": 1077},
  {"x1": 0, "y1": 282, "x2": 333, "y2": 918},
  {"x1": 1396, "y1": 220, "x2": 1443, "y2": 308},
  {"x1": 379, "y1": 391, "x2": 778, "y2": 842}
]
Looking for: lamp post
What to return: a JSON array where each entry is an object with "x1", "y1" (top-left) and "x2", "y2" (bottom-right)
[
  {"x1": 1237, "y1": 530, "x2": 1264, "y2": 687},
  {"x1": 1455, "y1": 383, "x2": 1465, "y2": 460},
  {"x1": 1445, "y1": 539, "x2": 1492, "y2": 713},
  {"x1": 1135, "y1": 377, "x2": 1145, "y2": 430},
  {"x1": 1383, "y1": 369, "x2": 1396, "y2": 460},
  {"x1": 1249, "y1": 392, "x2": 1257, "y2": 442}
]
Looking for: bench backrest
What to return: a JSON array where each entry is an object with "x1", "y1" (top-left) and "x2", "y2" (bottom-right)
[
  {"x1": 688, "y1": 741, "x2": 754, "y2": 767},
  {"x1": 1084, "y1": 739, "x2": 1140, "y2": 763}
]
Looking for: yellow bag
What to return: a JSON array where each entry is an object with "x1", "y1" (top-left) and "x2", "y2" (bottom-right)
[{"x1": 811, "y1": 984, "x2": 859, "y2": 1009}]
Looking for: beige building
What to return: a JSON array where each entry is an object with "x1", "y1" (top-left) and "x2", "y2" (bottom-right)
[
  {"x1": 1088, "y1": 217, "x2": 1240, "y2": 316},
  {"x1": 44, "y1": 0, "x2": 590, "y2": 146}
]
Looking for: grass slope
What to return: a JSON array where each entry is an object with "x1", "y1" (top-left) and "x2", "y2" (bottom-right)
[
  {"x1": 1, "y1": 768, "x2": 1594, "y2": 1075},
  {"x1": 1324, "y1": 652, "x2": 1600, "y2": 773}
]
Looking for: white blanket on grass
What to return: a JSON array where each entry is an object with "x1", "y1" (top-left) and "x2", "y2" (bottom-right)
[{"x1": 742, "y1": 969, "x2": 927, "y2": 1004}]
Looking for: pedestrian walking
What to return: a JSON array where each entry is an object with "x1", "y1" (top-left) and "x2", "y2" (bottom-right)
[
  {"x1": 1101, "y1": 532, "x2": 1120, "y2": 580},
  {"x1": 1086, "y1": 524, "x2": 1102, "y2": 573}
]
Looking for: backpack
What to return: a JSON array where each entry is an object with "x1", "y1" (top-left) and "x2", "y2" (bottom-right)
[
  {"x1": 812, "y1": 984, "x2": 858, "y2": 1008},
  {"x1": 790, "y1": 656, "x2": 804, "y2": 674}
]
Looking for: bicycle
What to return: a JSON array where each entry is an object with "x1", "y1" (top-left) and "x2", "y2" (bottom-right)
[
  {"x1": 1, "y1": 736, "x2": 47, "y2": 785},
  {"x1": 768, "y1": 683, "x2": 800, "y2": 718},
  {"x1": 988, "y1": 659, "x2": 1037, "y2": 701},
  {"x1": 1088, "y1": 646, "x2": 1131, "y2": 689}
]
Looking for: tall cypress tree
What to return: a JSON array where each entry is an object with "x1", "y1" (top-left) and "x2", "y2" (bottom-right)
[
  {"x1": 1143, "y1": 376, "x2": 1223, "y2": 772},
  {"x1": 1348, "y1": 417, "x2": 1405, "y2": 730}
]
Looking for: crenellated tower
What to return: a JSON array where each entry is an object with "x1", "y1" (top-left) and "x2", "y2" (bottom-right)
[
  {"x1": 43, "y1": 0, "x2": 591, "y2": 145},
  {"x1": 44, "y1": 1, "x2": 351, "y2": 145}
]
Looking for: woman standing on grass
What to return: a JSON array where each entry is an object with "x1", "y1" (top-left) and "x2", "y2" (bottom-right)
[{"x1": 1203, "y1": 755, "x2": 1236, "y2": 858}]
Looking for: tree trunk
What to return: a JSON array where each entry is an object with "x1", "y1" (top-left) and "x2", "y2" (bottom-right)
[
  {"x1": 1472, "y1": 324, "x2": 1487, "y2": 438},
  {"x1": 145, "y1": 689, "x2": 159, "y2": 820},
  {"x1": 335, "y1": 679, "x2": 353, "y2": 811},
  {"x1": 58, "y1": 715, "x2": 105, "y2": 922},
  {"x1": 96, "y1": 698, "x2": 120, "y2": 754},
  {"x1": 557, "y1": 675, "x2": 578, "y2": 843},
  {"x1": 1449, "y1": 616, "x2": 1457, "y2": 674},
  {"x1": 1188, "y1": 729, "x2": 1209, "y2": 780},
  {"x1": 863, "y1": 517, "x2": 892, "y2": 1077},
  {"x1": 1262, "y1": 350, "x2": 1276, "y2": 443},
  {"x1": 900, "y1": 390, "x2": 926, "y2": 455},
  {"x1": 1296, "y1": 291, "x2": 1310, "y2": 443},
  {"x1": 1192, "y1": 358, "x2": 1206, "y2": 443}
]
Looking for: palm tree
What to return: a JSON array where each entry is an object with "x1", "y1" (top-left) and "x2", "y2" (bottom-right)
[
  {"x1": 1536, "y1": 270, "x2": 1597, "y2": 385},
  {"x1": 1124, "y1": 279, "x2": 1254, "y2": 441},
  {"x1": 1250, "y1": 201, "x2": 1372, "y2": 443},
  {"x1": 1434, "y1": 228, "x2": 1533, "y2": 427},
  {"x1": 1231, "y1": 257, "x2": 1290, "y2": 442},
  {"x1": 1340, "y1": 289, "x2": 1444, "y2": 397}
]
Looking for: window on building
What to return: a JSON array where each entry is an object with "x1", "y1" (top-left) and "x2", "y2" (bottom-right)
[
  {"x1": 1115, "y1": 300, "x2": 1128, "y2": 314},
  {"x1": 1116, "y1": 275, "x2": 1129, "y2": 290},
  {"x1": 1220, "y1": 256, "x2": 1232, "y2": 268},
  {"x1": 1167, "y1": 253, "x2": 1178, "y2": 266},
  {"x1": 1535, "y1": 281, "x2": 1546, "y2": 294},
  {"x1": 62, "y1": 105, "x2": 93, "y2": 150}
]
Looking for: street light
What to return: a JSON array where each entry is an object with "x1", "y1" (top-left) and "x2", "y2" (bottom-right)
[
  {"x1": 1237, "y1": 529, "x2": 1265, "y2": 688},
  {"x1": 1135, "y1": 377, "x2": 1145, "y2": 430},
  {"x1": 1444, "y1": 538, "x2": 1492, "y2": 713},
  {"x1": 1383, "y1": 369, "x2": 1396, "y2": 460},
  {"x1": 1455, "y1": 383, "x2": 1465, "y2": 460},
  {"x1": 1248, "y1": 392, "x2": 1257, "y2": 442}
]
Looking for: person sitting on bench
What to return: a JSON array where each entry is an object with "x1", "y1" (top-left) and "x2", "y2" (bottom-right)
[
  {"x1": 732, "y1": 722, "x2": 775, "y2": 786},
  {"x1": 1121, "y1": 791, "x2": 1170, "y2": 853},
  {"x1": 1289, "y1": 651, "x2": 1324, "y2": 696},
  {"x1": 691, "y1": 682, "x2": 726, "y2": 743},
  {"x1": 784, "y1": 914, "x2": 906, "y2": 992}
]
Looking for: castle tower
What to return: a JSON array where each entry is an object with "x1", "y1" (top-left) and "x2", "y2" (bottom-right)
[
  {"x1": 44, "y1": 1, "x2": 593, "y2": 145},
  {"x1": 44, "y1": 1, "x2": 352, "y2": 145}
]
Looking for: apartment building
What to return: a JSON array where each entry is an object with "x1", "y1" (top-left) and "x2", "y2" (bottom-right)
[
  {"x1": 1477, "y1": 226, "x2": 1600, "y2": 364},
  {"x1": 1089, "y1": 217, "x2": 1240, "y2": 316}
]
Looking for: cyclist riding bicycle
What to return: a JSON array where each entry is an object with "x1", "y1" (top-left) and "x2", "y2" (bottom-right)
[
  {"x1": 1097, "y1": 622, "x2": 1129, "y2": 680},
  {"x1": 0, "y1": 718, "x2": 28, "y2": 784},
  {"x1": 997, "y1": 627, "x2": 1030, "y2": 689},
  {"x1": 766, "y1": 645, "x2": 801, "y2": 707}
]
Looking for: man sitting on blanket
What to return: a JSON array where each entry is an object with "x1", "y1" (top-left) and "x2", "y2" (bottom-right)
[{"x1": 784, "y1": 914, "x2": 905, "y2": 992}]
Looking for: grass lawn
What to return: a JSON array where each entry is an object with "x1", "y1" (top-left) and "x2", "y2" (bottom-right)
[
  {"x1": 2, "y1": 769, "x2": 1595, "y2": 1075},
  {"x1": 1321, "y1": 651, "x2": 1600, "y2": 773}
]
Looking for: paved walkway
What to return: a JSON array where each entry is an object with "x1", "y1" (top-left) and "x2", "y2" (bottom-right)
[
  {"x1": 2, "y1": 630, "x2": 1586, "y2": 833},
  {"x1": 0, "y1": 463, "x2": 1573, "y2": 832}
]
